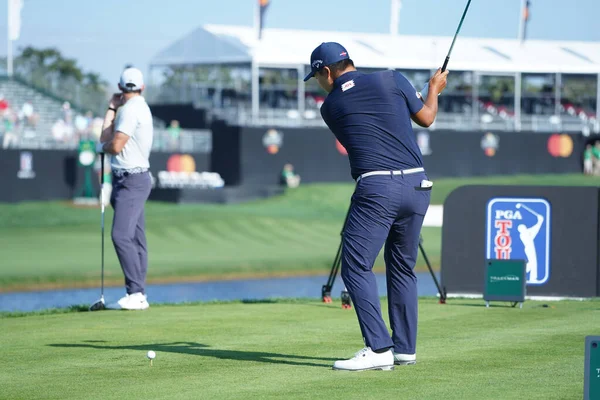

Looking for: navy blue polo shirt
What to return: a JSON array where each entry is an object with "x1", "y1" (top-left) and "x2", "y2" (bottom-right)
[{"x1": 320, "y1": 70, "x2": 425, "y2": 180}]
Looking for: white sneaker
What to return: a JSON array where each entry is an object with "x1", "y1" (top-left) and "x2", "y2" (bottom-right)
[
  {"x1": 106, "y1": 293, "x2": 149, "y2": 310},
  {"x1": 393, "y1": 352, "x2": 416, "y2": 365},
  {"x1": 332, "y1": 347, "x2": 394, "y2": 371}
]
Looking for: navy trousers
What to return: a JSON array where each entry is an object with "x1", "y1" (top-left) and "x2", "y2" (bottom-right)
[
  {"x1": 110, "y1": 171, "x2": 152, "y2": 295},
  {"x1": 341, "y1": 172, "x2": 431, "y2": 354}
]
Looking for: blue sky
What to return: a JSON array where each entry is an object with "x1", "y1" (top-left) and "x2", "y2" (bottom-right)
[{"x1": 0, "y1": 0, "x2": 598, "y2": 83}]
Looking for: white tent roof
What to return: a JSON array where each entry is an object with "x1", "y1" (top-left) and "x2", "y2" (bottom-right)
[{"x1": 151, "y1": 24, "x2": 600, "y2": 75}]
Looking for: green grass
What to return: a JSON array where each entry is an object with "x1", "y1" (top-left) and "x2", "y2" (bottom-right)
[
  {"x1": 0, "y1": 298, "x2": 597, "y2": 399},
  {"x1": 0, "y1": 174, "x2": 597, "y2": 292},
  {"x1": 425, "y1": 173, "x2": 600, "y2": 205}
]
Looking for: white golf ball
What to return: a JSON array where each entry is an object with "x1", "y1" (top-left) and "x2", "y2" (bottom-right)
[{"x1": 147, "y1": 350, "x2": 156, "y2": 360}]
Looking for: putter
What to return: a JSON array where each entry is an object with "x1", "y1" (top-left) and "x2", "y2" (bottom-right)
[
  {"x1": 441, "y1": 0, "x2": 473, "y2": 72},
  {"x1": 89, "y1": 153, "x2": 106, "y2": 311}
]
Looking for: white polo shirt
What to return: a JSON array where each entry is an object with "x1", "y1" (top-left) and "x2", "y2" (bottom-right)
[{"x1": 112, "y1": 96, "x2": 153, "y2": 170}]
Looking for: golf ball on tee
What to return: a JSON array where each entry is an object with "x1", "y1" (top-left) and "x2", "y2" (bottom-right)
[{"x1": 147, "y1": 350, "x2": 156, "y2": 360}]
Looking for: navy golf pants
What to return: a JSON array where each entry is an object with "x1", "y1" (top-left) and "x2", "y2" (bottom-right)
[
  {"x1": 110, "y1": 171, "x2": 152, "y2": 295},
  {"x1": 341, "y1": 172, "x2": 431, "y2": 354}
]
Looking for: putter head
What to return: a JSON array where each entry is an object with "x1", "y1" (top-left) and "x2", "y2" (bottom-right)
[{"x1": 89, "y1": 297, "x2": 106, "y2": 311}]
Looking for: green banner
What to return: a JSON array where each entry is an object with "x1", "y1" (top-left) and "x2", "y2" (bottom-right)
[
  {"x1": 484, "y1": 259, "x2": 526, "y2": 303},
  {"x1": 74, "y1": 139, "x2": 96, "y2": 199},
  {"x1": 585, "y1": 336, "x2": 600, "y2": 400},
  {"x1": 78, "y1": 140, "x2": 96, "y2": 167}
]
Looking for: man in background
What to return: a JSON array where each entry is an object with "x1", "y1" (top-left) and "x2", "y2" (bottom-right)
[
  {"x1": 281, "y1": 163, "x2": 301, "y2": 188},
  {"x1": 592, "y1": 141, "x2": 600, "y2": 176},
  {"x1": 583, "y1": 143, "x2": 593, "y2": 175},
  {"x1": 96, "y1": 67, "x2": 154, "y2": 310},
  {"x1": 167, "y1": 119, "x2": 181, "y2": 150}
]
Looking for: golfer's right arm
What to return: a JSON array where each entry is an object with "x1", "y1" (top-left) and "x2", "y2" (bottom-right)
[
  {"x1": 412, "y1": 68, "x2": 449, "y2": 128},
  {"x1": 99, "y1": 94, "x2": 123, "y2": 143},
  {"x1": 99, "y1": 109, "x2": 116, "y2": 143}
]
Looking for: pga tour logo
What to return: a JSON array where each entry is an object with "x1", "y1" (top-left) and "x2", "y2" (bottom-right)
[{"x1": 486, "y1": 198, "x2": 551, "y2": 285}]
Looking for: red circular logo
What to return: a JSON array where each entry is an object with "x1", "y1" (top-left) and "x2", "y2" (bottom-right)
[
  {"x1": 167, "y1": 154, "x2": 196, "y2": 172},
  {"x1": 547, "y1": 134, "x2": 573, "y2": 158}
]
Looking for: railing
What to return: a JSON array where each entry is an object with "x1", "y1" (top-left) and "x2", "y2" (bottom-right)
[
  {"x1": 1, "y1": 127, "x2": 212, "y2": 153},
  {"x1": 212, "y1": 106, "x2": 600, "y2": 134},
  {"x1": 3, "y1": 110, "x2": 598, "y2": 152},
  {"x1": 152, "y1": 128, "x2": 211, "y2": 153}
]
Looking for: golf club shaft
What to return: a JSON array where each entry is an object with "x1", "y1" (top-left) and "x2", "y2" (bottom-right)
[
  {"x1": 441, "y1": 0, "x2": 472, "y2": 72},
  {"x1": 100, "y1": 153, "x2": 105, "y2": 298},
  {"x1": 520, "y1": 204, "x2": 541, "y2": 218}
]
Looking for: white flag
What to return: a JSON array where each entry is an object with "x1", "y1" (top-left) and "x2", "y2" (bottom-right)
[{"x1": 8, "y1": 0, "x2": 24, "y2": 41}]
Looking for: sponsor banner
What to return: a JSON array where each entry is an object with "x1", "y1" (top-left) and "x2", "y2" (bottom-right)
[
  {"x1": 486, "y1": 198, "x2": 551, "y2": 285},
  {"x1": 154, "y1": 154, "x2": 223, "y2": 189},
  {"x1": 17, "y1": 151, "x2": 35, "y2": 179},
  {"x1": 262, "y1": 129, "x2": 283, "y2": 154}
]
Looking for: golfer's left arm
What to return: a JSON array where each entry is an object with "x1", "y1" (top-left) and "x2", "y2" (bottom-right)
[
  {"x1": 320, "y1": 102, "x2": 335, "y2": 134},
  {"x1": 411, "y1": 69, "x2": 449, "y2": 128}
]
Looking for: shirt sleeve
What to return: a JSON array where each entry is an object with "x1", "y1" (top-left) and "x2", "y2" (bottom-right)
[
  {"x1": 114, "y1": 105, "x2": 137, "y2": 137},
  {"x1": 320, "y1": 103, "x2": 333, "y2": 131},
  {"x1": 394, "y1": 71, "x2": 424, "y2": 115}
]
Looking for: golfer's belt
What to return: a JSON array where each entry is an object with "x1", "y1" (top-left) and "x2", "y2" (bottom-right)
[
  {"x1": 356, "y1": 167, "x2": 425, "y2": 183},
  {"x1": 113, "y1": 167, "x2": 148, "y2": 178}
]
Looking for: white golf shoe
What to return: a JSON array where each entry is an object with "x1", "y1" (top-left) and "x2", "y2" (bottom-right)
[
  {"x1": 393, "y1": 352, "x2": 416, "y2": 365},
  {"x1": 332, "y1": 347, "x2": 394, "y2": 371},
  {"x1": 106, "y1": 293, "x2": 149, "y2": 310}
]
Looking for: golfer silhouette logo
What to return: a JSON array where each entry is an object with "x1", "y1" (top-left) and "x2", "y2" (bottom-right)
[
  {"x1": 516, "y1": 203, "x2": 544, "y2": 283},
  {"x1": 486, "y1": 198, "x2": 551, "y2": 285}
]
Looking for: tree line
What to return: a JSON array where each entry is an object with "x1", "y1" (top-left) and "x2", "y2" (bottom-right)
[{"x1": 4, "y1": 46, "x2": 108, "y2": 115}]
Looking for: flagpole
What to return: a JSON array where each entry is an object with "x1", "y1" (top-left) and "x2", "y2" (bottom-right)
[
  {"x1": 7, "y1": 0, "x2": 13, "y2": 77},
  {"x1": 517, "y1": 0, "x2": 526, "y2": 43},
  {"x1": 252, "y1": 1, "x2": 260, "y2": 123},
  {"x1": 390, "y1": 0, "x2": 401, "y2": 36},
  {"x1": 254, "y1": 0, "x2": 260, "y2": 41}
]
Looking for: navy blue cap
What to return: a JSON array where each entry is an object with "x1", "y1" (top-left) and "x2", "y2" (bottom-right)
[{"x1": 304, "y1": 42, "x2": 350, "y2": 82}]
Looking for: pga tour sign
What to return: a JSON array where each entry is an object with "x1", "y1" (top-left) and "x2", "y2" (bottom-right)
[{"x1": 486, "y1": 198, "x2": 551, "y2": 285}]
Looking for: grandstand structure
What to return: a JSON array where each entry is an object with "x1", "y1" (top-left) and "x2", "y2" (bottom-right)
[
  {"x1": 0, "y1": 77, "x2": 71, "y2": 148},
  {"x1": 0, "y1": 76, "x2": 211, "y2": 152},
  {"x1": 148, "y1": 24, "x2": 600, "y2": 133}
]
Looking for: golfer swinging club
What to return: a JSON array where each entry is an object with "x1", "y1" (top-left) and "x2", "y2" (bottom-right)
[
  {"x1": 305, "y1": 43, "x2": 448, "y2": 371},
  {"x1": 96, "y1": 67, "x2": 154, "y2": 310}
]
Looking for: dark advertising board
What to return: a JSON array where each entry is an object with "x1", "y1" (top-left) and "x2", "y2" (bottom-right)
[
  {"x1": 441, "y1": 185, "x2": 600, "y2": 298},
  {"x1": 210, "y1": 122, "x2": 586, "y2": 186},
  {"x1": 0, "y1": 149, "x2": 210, "y2": 203}
]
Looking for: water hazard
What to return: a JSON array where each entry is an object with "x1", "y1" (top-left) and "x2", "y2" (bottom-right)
[{"x1": 0, "y1": 272, "x2": 441, "y2": 313}]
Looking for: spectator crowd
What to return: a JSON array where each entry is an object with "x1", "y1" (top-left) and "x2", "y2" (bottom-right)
[{"x1": 1, "y1": 94, "x2": 103, "y2": 149}]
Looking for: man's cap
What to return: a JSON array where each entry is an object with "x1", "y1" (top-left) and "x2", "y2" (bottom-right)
[
  {"x1": 119, "y1": 67, "x2": 144, "y2": 92},
  {"x1": 304, "y1": 42, "x2": 350, "y2": 82}
]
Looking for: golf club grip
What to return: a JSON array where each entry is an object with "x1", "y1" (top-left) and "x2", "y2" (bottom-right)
[
  {"x1": 441, "y1": 56, "x2": 450, "y2": 72},
  {"x1": 100, "y1": 153, "x2": 105, "y2": 185}
]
